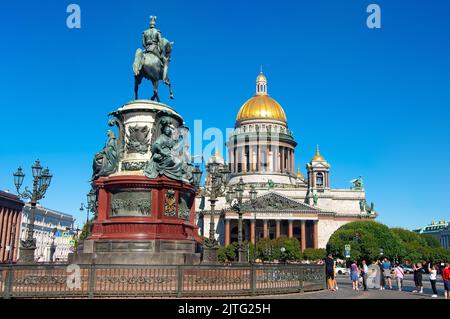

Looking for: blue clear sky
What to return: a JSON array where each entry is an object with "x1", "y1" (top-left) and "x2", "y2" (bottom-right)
[{"x1": 0, "y1": 1, "x2": 449, "y2": 229}]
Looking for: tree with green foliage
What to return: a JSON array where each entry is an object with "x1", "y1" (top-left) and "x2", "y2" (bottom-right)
[
  {"x1": 391, "y1": 228, "x2": 450, "y2": 263},
  {"x1": 327, "y1": 221, "x2": 403, "y2": 262},
  {"x1": 327, "y1": 223, "x2": 450, "y2": 264},
  {"x1": 217, "y1": 241, "x2": 237, "y2": 262},
  {"x1": 75, "y1": 219, "x2": 94, "y2": 247},
  {"x1": 302, "y1": 248, "x2": 327, "y2": 261}
]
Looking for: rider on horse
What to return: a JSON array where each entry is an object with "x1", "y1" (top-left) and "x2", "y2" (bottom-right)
[
  {"x1": 143, "y1": 16, "x2": 162, "y2": 59},
  {"x1": 134, "y1": 16, "x2": 174, "y2": 101}
]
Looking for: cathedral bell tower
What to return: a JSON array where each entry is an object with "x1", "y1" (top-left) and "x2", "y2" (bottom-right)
[{"x1": 306, "y1": 145, "x2": 330, "y2": 195}]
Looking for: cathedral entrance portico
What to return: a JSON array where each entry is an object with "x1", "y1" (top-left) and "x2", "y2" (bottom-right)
[{"x1": 224, "y1": 217, "x2": 319, "y2": 252}]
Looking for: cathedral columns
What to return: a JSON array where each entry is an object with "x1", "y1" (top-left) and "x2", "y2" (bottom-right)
[
  {"x1": 292, "y1": 150, "x2": 295, "y2": 174},
  {"x1": 276, "y1": 220, "x2": 281, "y2": 238},
  {"x1": 248, "y1": 145, "x2": 253, "y2": 171},
  {"x1": 225, "y1": 219, "x2": 230, "y2": 246},
  {"x1": 288, "y1": 220, "x2": 293, "y2": 239},
  {"x1": 233, "y1": 147, "x2": 239, "y2": 173},
  {"x1": 301, "y1": 220, "x2": 306, "y2": 252},
  {"x1": 257, "y1": 144, "x2": 262, "y2": 171},
  {"x1": 313, "y1": 220, "x2": 319, "y2": 249},
  {"x1": 287, "y1": 148, "x2": 291, "y2": 173},
  {"x1": 242, "y1": 147, "x2": 247, "y2": 172},
  {"x1": 281, "y1": 147, "x2": 285, "y2": 173},
  {"x1": 263, "y1": 220, "x2": 268, "y2": 239},
  {"x1": 250, "y1": 219, "x2": 255, "y2": 244},
  {"x1": 274, "y1": 147, "x2": 279, "y2": 172}
]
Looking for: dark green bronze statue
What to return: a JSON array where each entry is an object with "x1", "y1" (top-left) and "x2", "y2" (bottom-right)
[
  {"x1": 144, "y1": 116, "x2": 192, "y2": 182},
  {"x1": 92, "y1": 130, "x2": 119, "y2": 179},
  {"x1": 133, "y1": 16, "x2": 174, "y2": 102}
]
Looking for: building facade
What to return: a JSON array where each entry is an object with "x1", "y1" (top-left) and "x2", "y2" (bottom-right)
[
  {"x1": 0, "y1": 191, "x2": 24, "y2": 263},
  {"x1": 413, "y1": 221, "x2": 450, "y2": 249},
  {"x1": 20, "y1": 204, "x2": 75, "y2": 262},
  {"x1": 196, "y1": 72, "x2": 377, "y2": 250}
]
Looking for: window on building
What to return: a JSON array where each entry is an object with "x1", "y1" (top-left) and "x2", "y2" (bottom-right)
[{"x1": 316, "y1": 172, "x2": 324, "y2": 188}]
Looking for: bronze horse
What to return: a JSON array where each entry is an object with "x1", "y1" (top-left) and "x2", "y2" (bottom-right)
[{"x1": 133, "y1": 38, "x2": 174, "y2": 102}]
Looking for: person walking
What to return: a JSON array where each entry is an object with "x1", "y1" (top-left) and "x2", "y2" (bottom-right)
[
  {"x1": 325, "y1": 254, "x2": 336, "y2": 291},
  {"x1": 428, "y1": 263, "x2": 438, "y2": 298},
  {"x1": 382, "y1": 258, "x2": 393, "y2": 289},
  {"x1": 394, "y1": 264, "x2": 405, "y2": 291},
  {"x1": 413, "y1": 262, "x2": 424, "y2": 293},
  {"x1": 350, "y1": 260, "x2": 359, "y2": 291},
  {"x1": 361, "y1": 260, "x2": 369, "y2": 291},
  {"x1": 332, "y1": 260, "x2": 339, "y2": 291},
  {"x1": 442, "y1": 262, "x2": 450, "y2": 300},
  {"x1": 376, "y1": 259, "x2": 386, "y2": 290}
]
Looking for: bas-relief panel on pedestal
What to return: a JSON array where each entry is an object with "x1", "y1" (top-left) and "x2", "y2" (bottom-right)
[
  {"x1": 110, "y1": 191, "x2": 152, "y2": 217},
  {"x1": 164, "y1": 189, "x2": 177, "y2": 217}
]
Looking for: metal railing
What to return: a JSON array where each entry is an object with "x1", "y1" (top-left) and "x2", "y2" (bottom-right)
[{"x1": 0, "y1": 263, "x2": 325, "y2": 298}]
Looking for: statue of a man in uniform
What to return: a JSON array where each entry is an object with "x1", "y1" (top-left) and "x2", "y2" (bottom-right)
[
  {"x1": 143, "y1": 16, "x2": 162, "y2": 58},
  {"x1": 133, "y1": 16, "x2": 174, "y2": 101}
]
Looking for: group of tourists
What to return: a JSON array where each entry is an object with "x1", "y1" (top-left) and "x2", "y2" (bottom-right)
[{"x1": 324, "y1": 254, "x2": 450, "y2": 299}]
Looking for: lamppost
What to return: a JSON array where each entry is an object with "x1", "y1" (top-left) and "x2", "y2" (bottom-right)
[
  {"x1": 13, "y1": 160, "x2": 53, "y2": 263},
  {"x1": 192, "y1": 159, "x2": 231, "y2": 264},
  {"x1": 249, "y1": 186, "x2": 258, "y2": 262},
  {"x1": 79, "y1": 188, "x2": 98, "y2": 225},
  {"x1": 225, "y1": 178, "x2": 258, "y2": 263}
]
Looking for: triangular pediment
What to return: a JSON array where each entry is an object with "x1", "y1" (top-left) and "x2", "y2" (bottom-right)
[{"x1": 239, "y1": 191, "x2": 321, "y2": 212}]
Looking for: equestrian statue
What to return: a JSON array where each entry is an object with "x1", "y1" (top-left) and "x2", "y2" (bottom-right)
[{"x1": 133, "y1": 16, "x2": 174, "y2": 102}]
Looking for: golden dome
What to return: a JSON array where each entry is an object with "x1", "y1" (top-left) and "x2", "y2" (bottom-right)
[
  {"x1": 312, "y1": 145, "x2": 326, "y2": 161},
  {"x1": 256, "y1": 72, "x2": 267, "y2": 82},
  {"x1": 236, "y1": 95, "x2": 287, "y2": 122},
  {"x1": 236, "y1": 71, "x2": 287, "y2": 123}
]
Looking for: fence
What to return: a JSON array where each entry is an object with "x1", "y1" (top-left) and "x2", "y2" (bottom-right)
[{"x1": 0, "y1": 263, "x2": 325, "y2": 298}]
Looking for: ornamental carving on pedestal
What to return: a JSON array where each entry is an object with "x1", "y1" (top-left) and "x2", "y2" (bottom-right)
[
  {"x1": 121, "y1": 161, "x2": 147, "y2": 171},
  {"x1": 164, "y1": 189, "x2": 176, "y2": 217},
  {"x1": 126, "y1": 125, "x2": 150, "y2": 154}
]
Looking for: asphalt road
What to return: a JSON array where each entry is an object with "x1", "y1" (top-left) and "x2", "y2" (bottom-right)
[{"x1": 262, "y1": 274, "x2": 448, "y2": 299}]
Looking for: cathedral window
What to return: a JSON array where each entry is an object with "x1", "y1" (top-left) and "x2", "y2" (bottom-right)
[{"x1": 316, "y1": 172, "x2": 324, "y2": 188}]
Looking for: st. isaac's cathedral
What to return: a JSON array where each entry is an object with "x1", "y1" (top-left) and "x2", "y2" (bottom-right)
[{"x1": 196, "y1": 71, "x2": 377, "y2": 250}]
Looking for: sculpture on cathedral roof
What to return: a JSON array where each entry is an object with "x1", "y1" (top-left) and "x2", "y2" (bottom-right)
[
  {"x1": 351, "y1": 176, "x2": 364, "y2": 190},
  {"x1": 133, "y1": 16, "x2": 174, "y2": 101}
]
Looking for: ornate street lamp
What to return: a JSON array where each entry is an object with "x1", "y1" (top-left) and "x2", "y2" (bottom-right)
[
  {"x1": 197, "y1": 156, "x2": 231, "y2": 264},
  {"x1": 192, "y1": 164, "x2": 203, "y2": 188},
  {"x1": 249, "y1": 185, "x2": 258, "y2": 261},
  {"x1": 80, "y1": 188, "x2": 98, "y2": 225},
  {"x1": 13, "y1": 160, "x2": 53, "y2": 263},
  {"x1": 225, "y1": 178, "x2": 258, "y2": 263},
  {"x1": 226, "y1": 178, "x2": 245, "y2": 263}
]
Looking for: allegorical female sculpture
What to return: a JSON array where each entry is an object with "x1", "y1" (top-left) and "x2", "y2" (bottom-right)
[
  {"x1": 92, "y1": 130, "x2": 119, "y2": 179},
  {"x1": 144, "y1": 116, "x2": 192, "y2": 182}
]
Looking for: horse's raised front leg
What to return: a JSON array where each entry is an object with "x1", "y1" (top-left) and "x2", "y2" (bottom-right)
[{"x1": 167, "y1": 79, "x2": 174, "y2": 99}]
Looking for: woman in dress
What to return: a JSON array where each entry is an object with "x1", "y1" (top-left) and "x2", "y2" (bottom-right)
[{"x1": 350, "y1": 260, "x2": 359, "y2": 291}]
